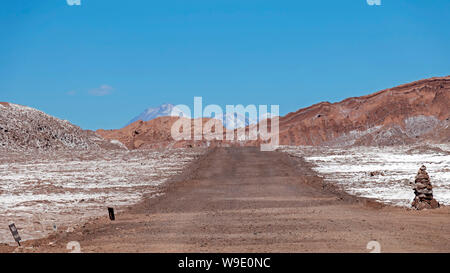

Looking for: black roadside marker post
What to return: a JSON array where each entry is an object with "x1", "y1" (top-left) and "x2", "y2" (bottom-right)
[
  {"x1": 8, "y1": 224, "x2": 21, "y2": 246},
  {"x1": 108, "y1": 207, "x2": 115, "y2": 221}
]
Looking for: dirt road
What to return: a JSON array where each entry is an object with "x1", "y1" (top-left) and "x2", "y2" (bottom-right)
[{"x1": 3, "y1": 147, "x2": 450, "y2": 252}]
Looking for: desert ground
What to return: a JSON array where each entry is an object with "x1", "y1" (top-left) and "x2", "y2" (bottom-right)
[
  {"x1": 0, "y1": 148, "x2": 205, "y2": 244},
  {"x1": 1, "y1": 146, "x2": 449, "y2": 253}
]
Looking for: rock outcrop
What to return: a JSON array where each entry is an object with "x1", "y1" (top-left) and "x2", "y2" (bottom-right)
[
  {"x1": 0, "y1": 102, "x2": 124, "y2": 151},
  {"x1": 411, "y1": 165, "x2": 440, "y2": 210}
]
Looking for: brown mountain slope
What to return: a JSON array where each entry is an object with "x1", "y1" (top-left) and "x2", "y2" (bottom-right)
[
  {"x1": 97, "y1": 117, "x2": 229, "y2": 149},
  {"x1": 278, "y1": 76, "x2": 450, "y2": 146}
]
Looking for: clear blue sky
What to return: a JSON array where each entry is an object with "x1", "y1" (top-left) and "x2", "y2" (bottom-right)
[{"x1": 1, "y1": 0, "x2": 449, "y2": 129}]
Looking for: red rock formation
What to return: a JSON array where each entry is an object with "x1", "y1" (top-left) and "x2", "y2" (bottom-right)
[
  {"x1": 278, "y1": 76, "x2": 450, "y2": 146},
  {"x1": 96, "y1": 117, "x2": 230, "y2": 149}
]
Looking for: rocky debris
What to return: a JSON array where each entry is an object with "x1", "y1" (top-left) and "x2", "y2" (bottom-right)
[
  {"x1": 411, "y1": 165, "x2": 440, "y2": 210},
  {"x1": 0, "y1": 102, "x2": 124, "y2": 151}
]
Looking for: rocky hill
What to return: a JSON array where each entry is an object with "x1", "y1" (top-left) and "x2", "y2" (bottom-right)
[
  {"x1": 0, "y1": 102, "x2": 124, "y2": 151},
  {"x1": 278, "y1": 76, "x2": 450, "y2": 146}
]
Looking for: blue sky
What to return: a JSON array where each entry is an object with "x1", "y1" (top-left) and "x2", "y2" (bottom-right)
[{"x1": 1, "y1": 0, "x2": 449, "y2": 130}]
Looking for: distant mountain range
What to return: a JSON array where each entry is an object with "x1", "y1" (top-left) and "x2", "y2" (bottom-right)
[
  {"x1": 104, "y1": 76, "x2": 450, "y2": 148},
  {"x1": 2, "y1": 76, "x2": 449, "y2": 151},
  {"x1": 127, "y1": 104, "x2": 269, "y2": 129}
]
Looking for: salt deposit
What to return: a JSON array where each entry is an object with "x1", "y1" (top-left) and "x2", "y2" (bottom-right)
[
  {"x1": 279, "y1": 145, "x2": 450, "y2": 207},
  {"x1": 0, "y1": 148, "x2": 205, "y2": 243}
]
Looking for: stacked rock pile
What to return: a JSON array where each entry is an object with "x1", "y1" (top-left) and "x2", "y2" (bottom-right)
[{"x1": 411, "y1": 165, "x2": 440, "y2": 210}]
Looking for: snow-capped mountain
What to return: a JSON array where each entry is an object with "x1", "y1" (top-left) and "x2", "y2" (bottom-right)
[
  {"x1": 127, "y1": 104, "x2": 275, "y2": 129},
  {"x1": 126, "y1": 104, "x2": 189, "y2": 126}
]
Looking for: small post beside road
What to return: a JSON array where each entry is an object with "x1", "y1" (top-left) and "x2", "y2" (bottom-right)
[
  {"x1": 108, "y1": 207, "x2": 115, "y2": 221},
  {"x1": 8, "y1": 223, "x2": 21, "y2": 246}
]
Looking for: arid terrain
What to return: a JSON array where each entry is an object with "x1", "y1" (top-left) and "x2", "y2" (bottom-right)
[
  {"x1": 1, "y1": 76, "x2": 449, "y2": 253},
  {"x1": 0, "y1": 148, "x2": 205, "y2": 244},
  {"x1": 1, "y1": 147, "x2": 449, "y2": 253}
]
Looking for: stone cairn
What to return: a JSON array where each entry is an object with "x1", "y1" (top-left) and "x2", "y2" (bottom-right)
[{"x1": 411, "y1": 165, "x2": 440, "y2": 210}]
